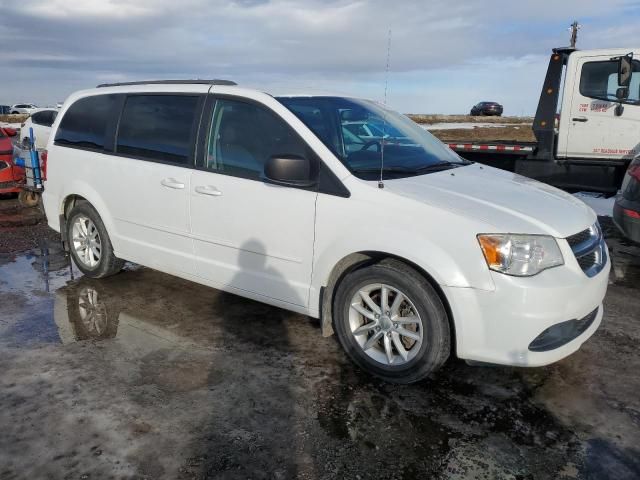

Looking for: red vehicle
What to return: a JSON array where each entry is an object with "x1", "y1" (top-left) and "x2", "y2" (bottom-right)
[
  {"x1": 0, "y1": 127, "x2": 22, "y2": 193},
  {"x1": 0, "y1": 127, "x2": 37, "y2": 206}
]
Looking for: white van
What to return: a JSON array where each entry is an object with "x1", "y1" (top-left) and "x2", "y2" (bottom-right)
[{"x1": 42, "y1": 80, "x2": 610, "y2": 383}]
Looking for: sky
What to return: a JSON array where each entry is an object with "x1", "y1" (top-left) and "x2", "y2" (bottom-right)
[{"x1": 1, "y1": 0, "x2": 640, "y2": 115}]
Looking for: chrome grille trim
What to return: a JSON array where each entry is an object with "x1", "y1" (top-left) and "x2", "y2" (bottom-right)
[{"x1": 566, "y1": 223, "x2": 607, "y2": 277}]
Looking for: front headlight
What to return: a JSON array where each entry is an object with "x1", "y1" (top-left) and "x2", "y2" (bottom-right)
[{"x1": 477, "y1": 234, "x2": 564, "y2": 277}]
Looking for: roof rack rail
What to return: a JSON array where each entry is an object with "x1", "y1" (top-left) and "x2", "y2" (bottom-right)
[{"x1": 96, "y1": 79, "x2": 237, "y2": 88}]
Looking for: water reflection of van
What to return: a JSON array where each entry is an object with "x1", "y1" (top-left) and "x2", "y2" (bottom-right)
[{"x1": 53, "y1": 273, "x2": 197, "y2": 352}]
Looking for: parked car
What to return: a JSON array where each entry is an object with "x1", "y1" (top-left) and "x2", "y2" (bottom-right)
[
  {"x1": 42, "y1": 80, "x2": 609, "y2": 383},
  {"x1": 613, "y1": 156, "x2": 640, "y2": 243},
  {"x1": 10, "y1": 103, "x2": 38, "y2": 115},
  {"x1": 470, "y1": 101, "x2": 503, "y2": 116},
  {"x1": 21, "y1": 108, "x2": 58, "y2": 149},
  {"x1": 0, "y1": 105, "x2": 11, "y2": 115}
]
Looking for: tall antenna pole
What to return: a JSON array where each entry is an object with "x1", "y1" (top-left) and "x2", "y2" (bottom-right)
[
  {"x1": 379, "y1": 28, "x2": 392, "y2": 189},
  {"x1": 569, "y1": 20, "x2": 580, "y2": 48}
]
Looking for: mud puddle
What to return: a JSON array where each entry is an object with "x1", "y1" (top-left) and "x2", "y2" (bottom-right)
[{"x1": 0, "y1": 237, "x2": 639, "y2": 478}]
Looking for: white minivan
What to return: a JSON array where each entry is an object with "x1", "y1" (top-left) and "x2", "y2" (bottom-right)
[{"x1": 42, "y1": 80, "x2": 610, "y2": 383}]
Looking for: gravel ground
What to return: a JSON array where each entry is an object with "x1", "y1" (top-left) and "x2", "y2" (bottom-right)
[
  {"x1": 0, "y1": 190, "x2": 639, "y2": 479},
  {"x1": 0, "y1": 195, "x2": 59, "y2": 254}
]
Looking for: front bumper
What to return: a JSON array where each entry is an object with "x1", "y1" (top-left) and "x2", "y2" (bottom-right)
[{"x1": 443, "y1": 244, "x2": 609, "y2": 367}]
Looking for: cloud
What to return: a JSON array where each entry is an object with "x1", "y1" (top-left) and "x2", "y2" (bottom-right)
[{"x1": 0, "y1": 0, "x2": 639, "y2": 113}]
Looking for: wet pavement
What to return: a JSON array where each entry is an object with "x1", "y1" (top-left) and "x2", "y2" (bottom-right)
[{"x1": 0, "y1": 219, "x2": 639, "y2": 479}]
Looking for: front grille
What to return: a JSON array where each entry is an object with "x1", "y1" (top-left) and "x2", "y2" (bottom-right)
[
  {"x1": 565, "y1": 223, "x2": 607, "y2": 277},
  {"x1": 0, "y1": 160, "x2": 8, "y2": 171},
  {"x1": 567, "y1": 228, "x2": 591, "y2": 247},
  {"x1": 0, "y1": 180, "x2": 16, "y2": 188},
  {"x1": 577, "y1": 252, "x2": 597, "y2": 270}
]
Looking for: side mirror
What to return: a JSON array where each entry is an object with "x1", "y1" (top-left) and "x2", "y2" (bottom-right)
[
  {"x1": 3, "y1": 127, "x2": 17, "y2": 137},
  {"x1": 618, "y1": 53, "x2": 633, "y2": 88},
  {"x1": 264, "y1": 155, "x2": 315, "y2": 188}
]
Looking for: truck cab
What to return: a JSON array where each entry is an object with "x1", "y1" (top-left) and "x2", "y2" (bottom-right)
[
  {"x1": 452, "y1": 46, "x2": 640, "y2": 193},
  {"x1": 557, "y1": 48, "x2": 640, "y2": 161}
]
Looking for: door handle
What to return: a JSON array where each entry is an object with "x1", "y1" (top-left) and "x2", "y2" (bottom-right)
[
  {"x1": 161, "y1": 178, "x2": 185, "y2": 189},
  {"x1": 572, "y1": 117, "x2": 588, "y2": 122},
  {"x1": 195, "y1": 185, "x2": 223, "y2": 196}
]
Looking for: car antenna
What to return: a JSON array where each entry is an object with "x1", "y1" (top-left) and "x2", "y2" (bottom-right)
[{"x1": 379, "y1": 28, "x2": 392, "y2": 189}]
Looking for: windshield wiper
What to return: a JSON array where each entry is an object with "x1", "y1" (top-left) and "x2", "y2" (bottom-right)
[
  {"x1": 352, "y1": 162, "x2": 466, "y2": 175},
  {"x1": 351, "y1": 166, "x2": 417, "y2": 174},
  {"x1": 413, "y1": 161, "x2": 459, "y2": 172}
]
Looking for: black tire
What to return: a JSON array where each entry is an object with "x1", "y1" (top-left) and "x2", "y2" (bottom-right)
[
  {"x1": 333, "y1": 259, "x2": 450, "y2": 384},
  {"x1": 66, "y1": 202, "x2": 124, "y2": 278}
]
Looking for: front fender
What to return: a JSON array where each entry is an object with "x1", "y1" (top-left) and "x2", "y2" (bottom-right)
[{"x1": 311, "y1": 226, "x2": 494, "y2": 301}]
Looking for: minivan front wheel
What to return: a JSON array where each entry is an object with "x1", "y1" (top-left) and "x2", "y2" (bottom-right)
[
  {"x1": 67, "y1": 202, "x2": 124, "y2": 278},
  {"x1": 333, "y1": 259, "x2": 450, "y2": 384}
]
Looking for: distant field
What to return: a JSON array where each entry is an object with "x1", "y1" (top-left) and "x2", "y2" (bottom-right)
[
  {"x1": 0, "y1": 114, "x2": 28, "y2": 123},
  {"x1": 429, "y1": 126, "x2": 536, "y2": 143},
  {"x1": 407, "y1": 114, "x2": 533, "y2": 125},
  {"x1": 407, "y1": 114, "x2": 535, "y2": 143}
]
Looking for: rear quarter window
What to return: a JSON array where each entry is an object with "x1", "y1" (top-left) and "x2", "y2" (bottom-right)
[
  {"x1": 115, "y1": 94, "x2": 200, "y2": 165},
  {"x1": 54, "y1": 95, "x2": 118, "y2": 151}
]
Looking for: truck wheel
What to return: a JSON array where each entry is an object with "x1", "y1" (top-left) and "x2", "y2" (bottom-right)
[
  {"x1": 333, "y1": 259, "x2": 450, "y2": 384},
  {"x1": 66, "y1": 202, "x2": 124, "y2": 278},
  {"x1": 18, "y1": 190, "x2": 39, "y2": 208}
]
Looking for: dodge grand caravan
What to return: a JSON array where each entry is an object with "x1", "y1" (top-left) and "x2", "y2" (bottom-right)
[{"x1": 42, "y1": 80, "x2": 610, "y2": 383}]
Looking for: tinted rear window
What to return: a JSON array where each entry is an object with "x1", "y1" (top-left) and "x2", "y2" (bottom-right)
[
  {"x1": 55, "y1": 95, "x2": 117, "y2": 150},
  {"x1": 116, "y1": 95, "x2": 199, "y2": 165},
  {"x1": 32, "y1": 110, "x2": 57, "y2": 127}
]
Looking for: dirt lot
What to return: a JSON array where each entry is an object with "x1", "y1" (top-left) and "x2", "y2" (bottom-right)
[{"x1": 0, "y1": 195, "x2": 639, "y2": 479}]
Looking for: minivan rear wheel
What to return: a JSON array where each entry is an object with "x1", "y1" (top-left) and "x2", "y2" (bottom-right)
[
  {"x1": 66, "y1": 202, "x2": 124, "y2": 278},
  {"x1": 333, "y1": 259, "x2": 450, "y2": 384}
]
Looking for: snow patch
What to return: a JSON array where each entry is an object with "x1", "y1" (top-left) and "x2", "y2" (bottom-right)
[{"x1": 572, "y1": 192, "x2": 614, "y2": 217}]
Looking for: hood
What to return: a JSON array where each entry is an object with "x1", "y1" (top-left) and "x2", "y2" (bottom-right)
[
  {"x1": 382, "y1": 163, "x2": 596, "y2": 238},
  {"x1": 0, "y1": 136, "x2": 13, "y2": 155}
]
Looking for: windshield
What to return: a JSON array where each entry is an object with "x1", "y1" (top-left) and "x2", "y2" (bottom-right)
[{"x1": 277, "y1": 96, "x2": 467, "y2": 179}]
